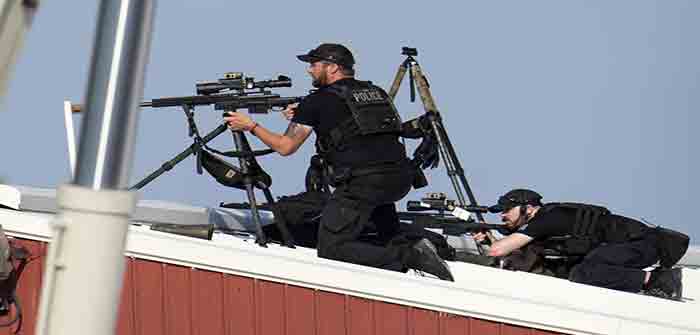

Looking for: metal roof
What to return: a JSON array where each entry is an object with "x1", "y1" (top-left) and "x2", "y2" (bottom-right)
[{"x1": 1, "y1": 185, "x2": 699, "y2": 334}]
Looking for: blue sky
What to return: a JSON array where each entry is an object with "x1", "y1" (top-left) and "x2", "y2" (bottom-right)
[{"x1": 2, "y1": 1, "x2": 698, "y2": 239}]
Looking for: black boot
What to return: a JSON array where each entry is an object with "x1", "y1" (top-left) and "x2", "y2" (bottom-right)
[
  {"x1": 644, "y1": 267, "x2": 683, "y2": 301},
  {"x1": 408, "y1": 239, "x2": 454, "y2": 282}
]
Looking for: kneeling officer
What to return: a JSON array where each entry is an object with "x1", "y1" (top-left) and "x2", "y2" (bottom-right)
[
  {"x1": 225, "y1": 43, "x2": 453, "y2": 281},
  {"x1": 480, "y1": 189, "x2": 689, "y2": 300}
]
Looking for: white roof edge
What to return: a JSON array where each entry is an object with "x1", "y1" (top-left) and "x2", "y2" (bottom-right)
[
  {"x1": 0, "y1": 184, "x2": 20, "y2": 210},
  {"x1": 2, "y1": 208, "x2": 699, "y2": 335}
]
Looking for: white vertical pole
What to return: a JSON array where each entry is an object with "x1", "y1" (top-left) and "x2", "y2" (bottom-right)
[
  {"x1": 63, "y1": 101, "x2": 77, "y2": 178},
  {"x1": 36, "y1": 1, "x2": 156, "y2": 334}
]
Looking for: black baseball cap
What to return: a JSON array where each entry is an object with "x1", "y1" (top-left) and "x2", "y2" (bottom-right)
[
  {"x1": 488, "y1": 189, "x2": 543, "y2": 213},
  {"x1": 297, "y1": 43, "x2": 355, "y2": 69}
]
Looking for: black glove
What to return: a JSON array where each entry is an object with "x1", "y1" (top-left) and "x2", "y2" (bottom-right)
[{"x1": 412, "y1": 134, "x2": 440, "y2": 169}]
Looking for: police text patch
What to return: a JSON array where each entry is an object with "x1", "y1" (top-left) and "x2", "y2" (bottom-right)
[{"x1": 350, "y1": 89, "x2": 386, "y2": 105}]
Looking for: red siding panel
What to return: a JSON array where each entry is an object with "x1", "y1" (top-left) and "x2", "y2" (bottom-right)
[
  {"x1": 532, "y1": 329, "x2": 563, "y2": 335},
  {"x1": 440, "y1": 313, "x2": 468, "y2": 335},
  {"x1": 116, "y1": 258, "x2": 135, "y2": 335},
  {"x1": 223, "y1": 274, "x2": 255, "y2": 335},
  {"x1": 191, "y1": 269, "x2": 225, "y2": 335},
  {"x1": 408, "y1": 308, "x2": 439, "y2": 335},
  {"x1": 132, "y1": 260, "x2": 165, "y2": 335},
  {"x1": 284, "y1": 285, "x2": 316, "y2": 335},
  {"x1": 502, "y1": 324, "x2": 533, "y2": 335},
  {"x1": 347, "y1": 296, "x2": 373, "y2": 335},
  {"x1": 315, "y1": 291, "x2": 346, "y2": 335},
  {"x1": 0, "y1": 239, "x2": 45, "y2": 335},
  {"x1": 11, "y1": 239, "x2": 44, "y2": 335},
  {"x1": 256, "y1": 280, "x2": 285, "y2": 335},
  {"x1": 163, "y1": 264, "x2": 192, "y2": 335},
  {"x1": 470, "y1": 318, "x2": 501, "y2": 334},
  {"x1": 374, "y1": 301, "x2": 408, "y2": 335},
  {"x1": 4, "y1": 238, "x2": 571, "y2": 335}
]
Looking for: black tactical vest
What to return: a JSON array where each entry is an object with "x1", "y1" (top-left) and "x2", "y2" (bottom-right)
[
  {"x1": 537, "y1": 203, "x2": 647, "y2": 256},
  {"x1": 316, "y1": 80, "x2": 402, "y2": 155}
]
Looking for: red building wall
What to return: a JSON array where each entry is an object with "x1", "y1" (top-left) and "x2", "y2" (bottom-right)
[{"x1": 0, "y1": 238, "x2": 566, "y2": 335}]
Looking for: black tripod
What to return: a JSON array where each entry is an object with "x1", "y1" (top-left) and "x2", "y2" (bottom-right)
[
  {"x1": 388, "y1": 47, "x2": 493, "y2": 244},
  {"x1": 130, "y1": 105, "x2": 294, "y2": 247}
]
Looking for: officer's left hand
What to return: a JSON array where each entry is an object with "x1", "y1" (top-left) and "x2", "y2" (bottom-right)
[{"x1": 224, "y1": 111, "x2": 256, "y2": 131}]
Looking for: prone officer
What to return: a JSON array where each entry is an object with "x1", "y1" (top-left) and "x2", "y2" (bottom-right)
[
  {"x1": 475, "y1": 188, "x2": 688, "y2": 300},
  {"x1": 224, "y1": 43, "x2": 453, "y2": 281}
]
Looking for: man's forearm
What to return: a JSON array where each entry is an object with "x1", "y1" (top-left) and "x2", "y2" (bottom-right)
[
  {"x1": 250, "y1": 121, "x2": 310, "y2": 156},
  {"x1": 250, "y1": 124, "x2": 291, "y2": 155}
]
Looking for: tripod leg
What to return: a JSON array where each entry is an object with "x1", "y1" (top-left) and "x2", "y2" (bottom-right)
[
  {"x1": 388, "y1": 63, "x2": 408, "y2": 101},
  {"x1": 261, "y1": 188, "x2": 296, "y2": 248},
  {"x1": 408, "y1": 62, "x2": 495, "y2": 252},
  {"x1": 430, "y1": 117, "x2": 467, "y2": 205},
  {"x1": 409, "y1": 63, "x2": 439, "y2": 113},
  {"x1": 244, "y1": 183, "x2": 267, "y2": 246},
  {"x1": 231, "y1": 130, "x2": 268, "y2": 246}
]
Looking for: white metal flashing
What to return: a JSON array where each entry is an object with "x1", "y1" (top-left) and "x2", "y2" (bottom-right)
[{"x1": 2, "y1": 207, "x2": 699, "y2": 335}]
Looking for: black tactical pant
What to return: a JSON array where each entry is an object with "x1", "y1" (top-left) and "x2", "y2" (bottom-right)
[
  {"x1": 317, "y1": 167, "x2": 415, "y2": 272},
  {"x1": 569, "y1": 233, "x2": 659, "y2": 292}
]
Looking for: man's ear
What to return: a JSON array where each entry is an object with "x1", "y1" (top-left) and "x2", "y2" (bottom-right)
[
  {"x1": 526, "y1": 205, "x2": 538, "y2": 218},
  {"x1": 327, "y1": 63, "x2": 340, "y2": 75}
]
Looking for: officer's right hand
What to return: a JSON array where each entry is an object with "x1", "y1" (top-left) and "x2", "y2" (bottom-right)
[
  {"x1": 282, "y1": 103, "x2": 299, "y2": 121},
  {"x1": 472, "y1": 232, "x2": 487, "y2": 243}
]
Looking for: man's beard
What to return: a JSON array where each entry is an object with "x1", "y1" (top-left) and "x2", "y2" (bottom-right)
[{"x1": 311, "y1": 72, "x2": 327, "y2": 88}]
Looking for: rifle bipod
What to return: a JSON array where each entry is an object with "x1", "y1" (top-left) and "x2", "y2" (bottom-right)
[
  {"x1": 129, "y1": 109, "x2": 295, "y2": 248},
  {"x1": 387, "y1": 47, "x2": 494, "y2": 251}
]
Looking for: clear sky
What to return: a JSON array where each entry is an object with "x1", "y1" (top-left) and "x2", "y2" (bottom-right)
[{"x1": 2, "y1": 1, "x2": 698, "y2": 240}]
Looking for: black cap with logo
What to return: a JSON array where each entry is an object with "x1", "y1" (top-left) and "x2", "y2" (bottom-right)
[
  {"x1": 297, "y1": 43, "x2": 355, "y2": 69},
  {"x1": 488, "y1": 189, "x2": 543, "y2": 213}
]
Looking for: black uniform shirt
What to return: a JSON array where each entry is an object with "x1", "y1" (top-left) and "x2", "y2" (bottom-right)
[
  {"x1": 518, "y1": 207, "x2": 576, "y2": 240},
  {"x1": 292, "y1": 78, "x2": 406, "y2": 169}
]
